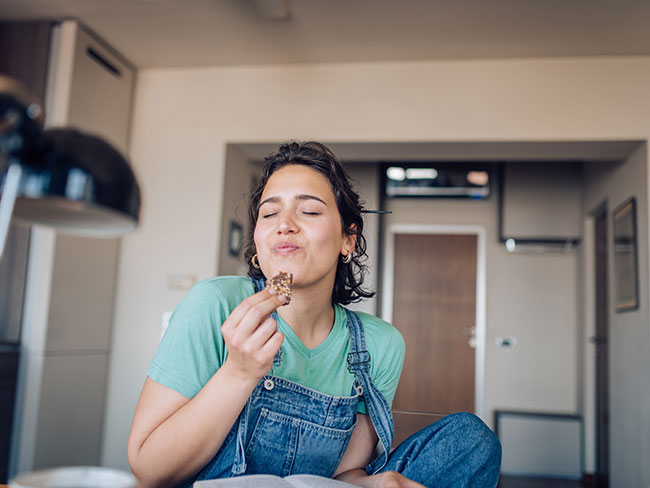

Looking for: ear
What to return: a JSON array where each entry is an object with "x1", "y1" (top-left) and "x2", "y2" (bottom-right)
[{"x1": 341, "y1": 224, "x2": 357, "y2": 256}]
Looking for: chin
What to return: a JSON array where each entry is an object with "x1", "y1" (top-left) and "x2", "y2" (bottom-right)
[{"x1": 266, "y1": 265, "x2": 298, "y2": 280}]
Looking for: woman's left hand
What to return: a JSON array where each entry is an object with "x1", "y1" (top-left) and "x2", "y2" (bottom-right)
[
  {"x1": 332, "y1": 415, "x2": 426, "y2": 488},
  {"x1": 337, "y1": 469, "x2": 426, "y2": 488},
  {"x1": 366, "y1": 471, "x2": 426, "y2": 488}
]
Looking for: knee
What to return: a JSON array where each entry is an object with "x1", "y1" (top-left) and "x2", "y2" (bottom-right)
[
  {"x1": 388, "y1": 413, "x2": 501, "y2": 486},
  {"x1": 449, "y1": 413, "x2": 501, "y2": 468},
  {"x1": 395, "y1": 413, "x2": 502, "y2": 460}
]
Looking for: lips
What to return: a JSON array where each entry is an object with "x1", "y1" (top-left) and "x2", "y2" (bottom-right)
[{"x1": 272, "y1": 242, "x2": 300, "y2": 256}]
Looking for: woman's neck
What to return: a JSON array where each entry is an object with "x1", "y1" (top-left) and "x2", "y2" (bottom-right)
[{"x1": 277, "y1": 283, "x2": 336, "y2": 350}]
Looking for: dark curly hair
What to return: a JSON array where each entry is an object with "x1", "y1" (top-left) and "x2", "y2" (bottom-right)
[{"x1": 243, "y1": 141, "x2": 374, "y2": 305}]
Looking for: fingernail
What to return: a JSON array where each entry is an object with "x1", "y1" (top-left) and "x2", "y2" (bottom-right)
[
  {"x1": 278, "y1": 295, "x2": 287, "y2": 304},
  {"x1": 267, "y1": 285, "x2": 277, "y2": 295}
]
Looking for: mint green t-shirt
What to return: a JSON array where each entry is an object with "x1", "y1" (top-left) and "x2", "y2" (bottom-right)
[{"x1": 147, "y1": 276, "x2": 405, "y2": 414}]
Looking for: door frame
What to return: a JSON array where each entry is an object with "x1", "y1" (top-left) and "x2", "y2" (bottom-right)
[
  {"x1": 592, "y1": 205, "x2": 610, "y2": 487},
  {"x1": 381, "y1": 223, "x2": 487, "y2": 420}
]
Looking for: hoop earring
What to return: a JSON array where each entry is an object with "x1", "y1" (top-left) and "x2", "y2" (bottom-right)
[
  {"x1": 251, "y1": 253, "x2": 261, "y2": 269},
  {"x1": 341, "y1": 253, "x2": 352, "y2": 264}
]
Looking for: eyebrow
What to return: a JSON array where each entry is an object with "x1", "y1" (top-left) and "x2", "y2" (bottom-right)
[{"x1": 259, "y1": 194, "x2": 328, "y2": 207}]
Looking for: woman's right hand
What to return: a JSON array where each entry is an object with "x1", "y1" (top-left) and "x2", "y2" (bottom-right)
[
  {"x1": 220, "y1": 286, "x2": 286, "y2": 384},
  {"x1": 128, "y1": 287, "x2": 286, "y2": 488}
]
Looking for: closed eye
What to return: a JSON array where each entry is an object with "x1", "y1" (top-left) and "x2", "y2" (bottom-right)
[
  {"x1": 302, "y1": 211, "x2": 320, "y2": 216},
  {"x1": 262, "y1": 212, "x2": 277, "y2": 218}
]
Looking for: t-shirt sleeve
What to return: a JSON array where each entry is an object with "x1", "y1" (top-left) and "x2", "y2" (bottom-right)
[
  {"x1": 371, "y1": 326, "x2": 405, "y2": 408},
  {"x1": 147, "y1": 281, "x2": 230, "y2": 399},
  {"x1": 355, "y1": 314, "x2": 405, "y2": 415}
]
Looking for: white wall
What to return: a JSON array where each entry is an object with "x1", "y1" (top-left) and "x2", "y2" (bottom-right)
[{"x1": 102, "y1": 57, "x2": 650, "y2": 487}]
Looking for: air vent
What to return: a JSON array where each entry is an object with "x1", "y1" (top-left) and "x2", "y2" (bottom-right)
[{"x1": 86, "y1": 47, "x2": 121, "y2": 77}]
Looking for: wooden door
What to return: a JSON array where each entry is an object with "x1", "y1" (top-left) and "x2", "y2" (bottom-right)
[
  {"x1": 391, "y1": 233, "x2": 477, "y2": 446},
  {"x1": 594, "y1": 210, "x2": 609, "y2": 488}
]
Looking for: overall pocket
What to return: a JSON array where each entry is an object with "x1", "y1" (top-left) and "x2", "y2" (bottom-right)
[{"x1": 246, "y1": 408, "x2": 357, "y2": 478}]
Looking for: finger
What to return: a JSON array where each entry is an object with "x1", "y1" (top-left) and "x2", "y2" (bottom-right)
[
  {"x1": 223, "y1": 287, "x2": 281, "y2": 331},
  {"x1": 232, "y1": 293, "x2": 286, "y2": 337},
  {"x1": 246, "y1": 316, "x2": 278, "y2": 350},
  {"x1": 224, "y1": 288, "x2": 273, "y2": 327},
  {"x1": 260, "y1": 330, "x2": 284, "y2": 357}
]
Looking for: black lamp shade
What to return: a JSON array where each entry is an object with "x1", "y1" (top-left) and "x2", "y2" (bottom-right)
[{"x1": 11, "y1": 128, "x2": 141, "y2": 236}]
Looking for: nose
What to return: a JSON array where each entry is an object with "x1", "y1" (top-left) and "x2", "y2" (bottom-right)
[{"x1": 277, "y1": 210, "x2": 298, "y2": 234}]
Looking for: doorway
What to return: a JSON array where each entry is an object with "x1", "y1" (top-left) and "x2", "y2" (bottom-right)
[{"x1": 381, "y1": 224, "x2": 486, "y2": 446}]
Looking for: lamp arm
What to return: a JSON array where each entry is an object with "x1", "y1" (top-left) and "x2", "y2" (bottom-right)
[{"x1": 0, "y1": 163, "x2": 22, "y2": 259}]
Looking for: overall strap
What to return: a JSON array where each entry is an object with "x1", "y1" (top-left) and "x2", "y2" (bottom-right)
[
  {"x1": 344, "y1": 309, "x2": 395, "y2": 474},
  {"x1": 251, "y1": 276, "x2": 266, "y2": 293},
  {"x1": 231, "y1": 277, "x2": 284, "y2": 475},
  {"x1": 250, "y1": 276, "x2": 282, "y2": 366},
  {"x1": 345, "y1": 308, "x2": 370, "y2": 374}
]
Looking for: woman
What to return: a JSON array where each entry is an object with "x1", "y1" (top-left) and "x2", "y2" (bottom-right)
[{"x1": 128, "y1": 141, "x2": 501, "y2": 488}]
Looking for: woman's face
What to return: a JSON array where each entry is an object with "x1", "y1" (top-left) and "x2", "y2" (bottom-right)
[{"x1": 254, "y1": 164, "x2": 355, "y2": 290}]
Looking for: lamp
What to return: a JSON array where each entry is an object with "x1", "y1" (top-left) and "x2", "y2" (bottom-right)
[{"x1": 0, "y1": 75, "x2": 141, "y2": 258}]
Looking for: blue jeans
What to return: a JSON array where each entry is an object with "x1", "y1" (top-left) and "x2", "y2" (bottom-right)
[{"x1": 383, "y1": 412, "x2": 502, "y2": 488}]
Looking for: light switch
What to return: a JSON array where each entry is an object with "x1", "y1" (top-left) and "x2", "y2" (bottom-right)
[{"x1": 495, "y1": 336, "x2": 518, "y2": 350}]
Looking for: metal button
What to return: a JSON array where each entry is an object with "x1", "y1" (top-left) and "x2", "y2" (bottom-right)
[
  {"x1": 264, "y1": 378, "x2": 275, "y2": 390},
  {"x1": 356, "y1": 385, "x2": 364, "y2": 396}
]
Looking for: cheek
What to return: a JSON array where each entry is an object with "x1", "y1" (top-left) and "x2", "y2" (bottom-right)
[
  {"x1": 313, "y1": 221, "x2": 345, "y2": 251},
  {"x1": 253, "y1": 224, "x2": 264, "y2": 251}
]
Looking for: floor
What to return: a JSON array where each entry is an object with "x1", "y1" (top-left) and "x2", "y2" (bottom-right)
[{"x1": 498, "y1": 475, "x2": 587, "y2": 488}]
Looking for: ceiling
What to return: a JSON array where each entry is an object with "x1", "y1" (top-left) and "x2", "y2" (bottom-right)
[{"x1": 2, "y1": 0, "x2": 650, "y2": 69}]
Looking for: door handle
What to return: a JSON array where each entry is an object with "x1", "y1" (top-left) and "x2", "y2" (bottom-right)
[
  {"x1": 590, "y1": 335, "x2": 607, "y2": 345},
  {"x1": 461, "y1": 327, "x2": 476, "y2": 349}
]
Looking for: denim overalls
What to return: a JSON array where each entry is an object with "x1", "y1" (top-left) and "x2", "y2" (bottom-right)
[{"x1": 196, "y1": 277, "x2": 395, "y2": 481}]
